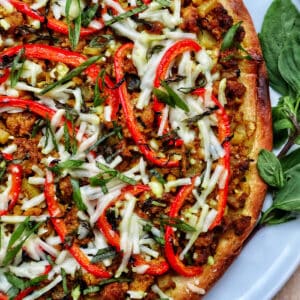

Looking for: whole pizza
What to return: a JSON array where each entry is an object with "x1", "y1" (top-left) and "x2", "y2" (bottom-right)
[{"x1": 0, "y1": 0, "x2": 272, "y2": 299}]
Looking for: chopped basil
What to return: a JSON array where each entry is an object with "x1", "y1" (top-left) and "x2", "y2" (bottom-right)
[
  {"x1": 159, "y1": 215, "x2": 196, "y2": 233},
  {"x1": 105, "y1": 4, "x2": 147, "y2": 26},
  {"x1": 70, "y1": 178, "x2": 87, "y2": 211},
  {"x1": 66, "y1": 0, "x2": 82, "y2": 50},
  {"x1": 142, "y1": 223, "x2": 165, "y2": 245},
  {"x1": 146, "y1": 45, "x2": 164, "y2": 60},
  {"x1": 94, "y1": 70, "x2": 106, "y2": 107},
  {"x1": 83, "y1": 278, "x2": 131, "y2": 295},
  {"x1": 183, "y1": 107, "x2": 218, "y2": 125},
  {"x1": 91, "y1": 246, "x2": 117, "y2": 263},
  {"x1": 221, "y1": 21, "x2": 243, "y2": 51},
  {"x1": 149, "y1": 169, "x2": 166, "y2": 184},
  {"x1": 89, "y1": 35, "x2": 114, "y2": 48},
  {"x1": 48, "y1": 159, "x2": 84, "y2": 175},
  {"x1": 81, "y1": 4, "x2": 99, "y2": 27},
  {"x1": 40, "y1": 55, "x2": 101, "y2": 94},
  {"x1": 10, "y1": 48, "x2": 25, "y2": 88},
  {"x1": 64, "y1": 123, "x2": 71, "y2": 153},
  {"x1": 61, "y1": 268, "x2": 69, "y2": 294},
  {"x1": 153, "y1": 81, "x2": 189, "y2": 112},
  {"x1": 45, "y1": 118, "x2": 59, "y2": 152},
  {"x1": 3, "y1": 218, "x2": 41, "y2": 266},
  {"x1": 31, "y1": 119, "x2": 44, "y2": 138}
]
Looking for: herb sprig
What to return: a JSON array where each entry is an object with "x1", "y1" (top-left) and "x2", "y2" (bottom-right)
[{"x1": 257, "y1": 0, "x2": 300, "y2": 225}]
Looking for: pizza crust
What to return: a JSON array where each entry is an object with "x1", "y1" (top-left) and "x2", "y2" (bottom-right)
[{"x1": 163, "y1": 0, "x2": 272, "y2": 298}]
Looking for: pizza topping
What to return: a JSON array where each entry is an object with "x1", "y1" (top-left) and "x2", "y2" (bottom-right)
[{"x1": 0, "y1": 0, "x2": 258, "y2": 298}]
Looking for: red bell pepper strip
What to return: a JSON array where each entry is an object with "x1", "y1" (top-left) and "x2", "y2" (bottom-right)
[
  {"x1": 114, "y1": 43, "x2": 179, "y2": 167},
  {"x1": 164, "y1": 177, "x2": 203, "y2": 277},
  {"x1": 0, "y1": 164, "x2": 22, "y2": 216},
  {"x1": 97, "y1": 184, "x2": 169, "y2": 275},
  {"x1": 44, "y1": 170, "x2": 111, "y2": 278},
  {"x1": 193, "y1": 89, "x2": 230, "y2": 229},
  {"x1": 0, "y1": 69, "x2": 9, "y2": 84},
  {"x1": 1, "y1": 153, "x2": 13, "y2": 161},
  {"x1": 0, "y1": 293, "x2": 8, "y2": 300},
  {"x1": 14, "y1": 287, "x2": 35, "y2": 300},
  {"x1": 9, "y1": 0, "x2": 103, "y2": 36},
  {"x1": 153, "y1": 39, "x2": 202, "y2": 133}
]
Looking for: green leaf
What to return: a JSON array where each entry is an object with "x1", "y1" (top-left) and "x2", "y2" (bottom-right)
[
  {"x1": 48, "y1": 160, "x2": 84, "y2": 175},
  {"x1": 89, "y1": 35, "x2": 114, "y2": 48},
  {"x1": 5, "y1": 272, "x2": 25, "y2": 290},
  {"x1": 10, "y1": 48, "x2": 25, "y2": 88},
  {"x1": 40, "y1": 55, "x2": 101, "y2": 94},
  {"x1": 7, "y1": 217, "x2": 30, "y2": 249},
  {"x1": 81, "y1": 4, "x2": 99, "y2": 27},
  {"x1": 280, "y1": 148, "x2": 300, "y2": 172},
  {"x1": 260, "y1": 0, "x2": 300, "y2": 95},
  {"x1": 273, "y1": 164, "x2": 300, "y2": 211},
  {"x1": 153, "y1": 88, "x2": 174, "y2": 107},
  {"x1": 61, "y1": 268, "x2": 69, "y2": 294},
  {"x1": 66, "y1": 0, "x2": 82, "y2": 50},
  {"x1": 71, "y1": 285, "x2": 81, "y2": 300},
  {"x1": 257, "y1": 149, "x2": 285, "y2": 188},
  {"x1": 70, "y1": 178, "x2": 87, "y2": 211},
  {"x1": 259, "y1": 207, "x2": 297, "y2": 225},
  {"x1": 221, "y1": 21, "x2": 242, "y2": 51},
  {"x1": 83, "y1": 278, "x2": 131, "y2": 295},
  {"x1": 105, "y1": 4, "x2": 147, "y2": 26},
  {"x1": 159, "y1": 215, "x2": 196, "y2": 233},
  {"x1": 149, "y1": 169, "x2": 166, "y2": 184},
  {"x1": 278, "y1": 32, "x2": 300, "y2": 95},
  {"x1": 91, "y1": 246, "x2": 116, "y2": 263},
  {"x1": 273, "y1": 118, "x2": 294, "y2": 131},
  {"x1": 94, "y1": 70, "x2": 106, "y2": 107}
]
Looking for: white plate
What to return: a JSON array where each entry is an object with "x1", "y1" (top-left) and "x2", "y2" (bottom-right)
[{"x1": 205, "y1": 1, "x2": 300, "y2": 299}]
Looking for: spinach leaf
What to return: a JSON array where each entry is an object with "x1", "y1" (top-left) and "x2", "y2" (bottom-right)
[
  {"x1": 278, "y1": 32, "x2": 300, "y2": 95},
  {"x1": 257, "y1": 149, "x2": 285, "y2": 188},
  {"x1": 260, "y1": 0, "x2": 300, "y2": 95}
]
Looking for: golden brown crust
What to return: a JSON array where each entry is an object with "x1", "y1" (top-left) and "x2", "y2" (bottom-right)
[{"x1": 163, "y1": 0, "x2": 272, "y2": 298}]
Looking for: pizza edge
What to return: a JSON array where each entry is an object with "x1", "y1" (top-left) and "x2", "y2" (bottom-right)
[{"x1": 162, "y1": 0, "x2": 273, "y2": 298}]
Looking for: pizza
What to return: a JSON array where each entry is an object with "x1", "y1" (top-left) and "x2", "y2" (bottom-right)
[{"x1": 0, "y1": 0, "x2": 272, "y2": 299}]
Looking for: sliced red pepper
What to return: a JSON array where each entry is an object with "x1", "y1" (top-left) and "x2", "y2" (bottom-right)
[
  {"x1": 114, "y1": 43, "x2": 179, "y2": 167},
  {"x1": 193, "y1": 89, "x2": 230, "y2": 229},
  {"x1": 0, "y1": 293, "x2": 8, "y2": 300},
  {"x1": 97, "y1": 184, "x2": 169, "y2": 275},
  {"x1": 1, "y1": 153, "x2": 13, "y2": 161},
  {"x1": 0, "y1": 69, "x2": 9, "y2": 84},
  {"x1": 44, "y1": 170, "x2": 111, "y2": 278},
  {"x1": 153, "y1": 39, "x2": 202, "y2": 134},
  {"x1": 14, "y1": 287, "x2": 35, "y2": 300},
  {"x1": 0, "y1": 164, "x2": 22, "y2": 216},
  {"x1": 164, "y1": 177, "x2": 203, "y2": 277},
  {"x1": 9, "y1": 0, "x2": 103, "y2": 36}
]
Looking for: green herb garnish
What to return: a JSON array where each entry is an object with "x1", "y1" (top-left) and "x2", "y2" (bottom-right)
[
  {"x1": 48, "y1": 159, "x2": 84, "y2": 175},
  {"x1": 105, "y1": 4, "x2": 147, "y2": 26},
  {"x1": 81, "y1": 4, "x2": 99, "y2": 27},
  {"x1": 70, "y1": 178, "x2": 87, "y2": 211},
  {"x1": 221, "y1": 21, "x2": 242, "y2": 51},
  {"x1": 91, "y1": 246, "x2": 116, "y2": 263},
  {"x1": 40, "y1": 55, "x2": 100, "y2": 94},
  {"x1": 153, "y1": 80, "x2": 189, "y2": 112},
  {"x1": 159, "y1": 215, "x2": 196, "y2": 233},
  {"x1": 66, "y1": 0, "x2": 82, "y2": 50},
  {"x1": 94, "y1": 70, "x2": 106, "y2": 107},
  {"x1": 10, "y1": 48, "x2": 25, "y2": 88},
  {"x1": 83, "y1": 278, "x2": 131, "y2": 295}
]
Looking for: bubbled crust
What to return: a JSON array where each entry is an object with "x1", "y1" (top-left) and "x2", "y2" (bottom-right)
[{"x1": 162, "y1": 0, "x2": 272, "y2": 298}]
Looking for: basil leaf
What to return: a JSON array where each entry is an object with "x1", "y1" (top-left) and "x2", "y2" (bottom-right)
[
  {"x1": 70, "y1": 178, "x2": 87, "y2": 211},
  {"x1": 159, "y1": 215, "x2": 196, "y2": 233},
  {"x1": 83, "y1": 278, "x2": 131, "y2": 295},
  {"x1": 273, "y1": 164, "x2": 300, "y2": 211},
  {"x1": 161, "y1": 81, "x2": 189, "y2": 112},
  {"x1": 260, "y1": 0, "x2": 300, "y2": 95},
  {"x1": 278, "y1": 32, "x2": 300, "y2": 95},
  {"x1": 153, "y1": 88, "x2": 174, "y2": 107},
  {"x1": 66, "y1": 0, "x2": 81, "y2": 50},
  {"x1": 105, "y1": 4, "x2": 147, "y2": 26},
  {"x1": 10, "y1": 48, "x2": 25, "y2": 88},
  {"x1": 221, "y1": 21, "x2": 242, "y2": 51},
  {"x1": 259, "y1": 207, "x2": 297, "y2": 225},
  {"x1": 40, "y1": 55, "x2": 101, "y2": 94},
  {"x1": 91, "y1": 246, "x2": 116, "y2": 263},
  {"x1": 89, "y1": 35, "x2": 114, "y2": 48},
  {"x1": 5, "y1": 272, "x2": 26, "y2": 290},
  {"x1": 257, "y1": 149, "x2": 285, "y2": 188},
  {"x1": 273, "y1": 118, "x2": 294, "y2": 131},
  {"x1": 81, "y1": 4, "x2": 99, "y2": 27},
  {"x1": 45, "y1": 118, "x2": 59, "y2": 151},
  {"x1": 61, "y1": 268, "x2": 69, "y2": 294},
  {"x1": 280, "y1": 148, "x2": 300, "y2": 172},
  {"x1": 48, "y1": 160, "x2": 84, "y2": 175}
]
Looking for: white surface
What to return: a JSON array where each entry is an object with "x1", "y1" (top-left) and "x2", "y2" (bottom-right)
[{"x1": 205, "y1": 1, "x2": 300, "y2": 299}]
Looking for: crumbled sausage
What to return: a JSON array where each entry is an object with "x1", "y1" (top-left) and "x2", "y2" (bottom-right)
[
  {"x1": 225, "y1": 80, "x2": 246, "y2": 100},
  {"x1": 3, "y1": 112, "x2": 37, "y2": 137},
  {"x1": 129, "y1": 274, "x2": 155, "y2": 292},
  {"x1": 232, "y1": 215, "x2": 252, "y2": 236},
  {"x1": 200, "y1": 4, "x2": 233, "y2": 40},
  {"x1": 180, "y1": 5, "x2": 200, "y2": 33},
  {"x1": 58, "y1": 176, "x2": 73, "y2": 202},
  {"x1": 157, "y1": 274, "x2": 176, "y2": 291},
  {"x1": 100, "y1": 282, "x2": 129, "y2": 300}
]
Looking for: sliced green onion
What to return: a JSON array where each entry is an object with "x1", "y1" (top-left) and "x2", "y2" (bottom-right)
[
  {"x1": 10, "y1": 48, "x2": 25, "y2": 88},
  {"x1": 61, "y1": 268, "x2": 69, "y2": 294},
  {"x1": 70, "y1": 178, "x2": 87, "y2": 211},
  {"x1": 159, "y1": 215, "x2": 196, "y2": 233},
  {"x1": 48, "y1": 159, "x2": 84, "y2": 175},
  {"x1": 91, "y1": 246, "x2": 116, "y2": 263},
  {"x1": 66, "y1": 0, "x2": 82, "y2": 50},
  {"x1": 81, "y1": 4, "x2": 99, "y2": 27}
]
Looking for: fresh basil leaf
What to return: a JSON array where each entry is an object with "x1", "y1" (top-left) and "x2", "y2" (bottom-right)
[
  {"x1": 257, "y1": 149, "x2": 285, "y2": 188},
  {"x1": 5, "y1": 272, "x2": 25, "y2": 290},
  {"x1": 40, "y1": 55, "x2": 100, "y2": 94},
  {"x1": 83, "y1": 278, "x2": 131, "y2": 295},
  {"x1": 272, "y1": 106, "x2": 289, "y2": 148},
  {"x1": 27, "y1": 274, "x2": 48, "y2": 287},
  {"x1": 91, "y1": 246, "x2": 116, "y2": 263},
  {"x1": 273, "y1": 118, "x2": 294, "y2": 131},
  {"x1": 48, "y1": 160, "x2": 84, "y2": 175},
  {"x1": 153, "y1": 88, "x2": 174, "y2": 107},
  {"x1": 273, "y1": 164, "x2": 300, "y2": 211},
  {"x1": 161, "y1": 81, "x2": 189, "y2": 112},
  {"x1": 70, "y1": 178, "x2": 87, "y2": 211},
  {"x1": 259, "y1": 207, "x2": 297, "y2": 225},
  {"x1": 89, "y1": 35, "x2": 114, "y2": 48},
  {"x1": 81, "y1": 4, "x2": 99, "y2": 27},
  {"x1": 105, "y1": 4, "x2": 147, "y2": 26},
  {"x1": 280, "y1": 148, "x2": 300, "y2": 172},
  {"x1": 260, "y1": 0, "x2": 300, "y2": 95},
  {"x1": 10, "y1": 48, "x2": 25, "y2": 88},
  {"x1": 66, "y1": 0, "x2": 81, "y2": 50},
  {"x1": 221, "y1": 21, "x2": 242, "y2": 51},
  {"x1": 159, "y1": 215, "x2": 196, "y2": 233},
  {"x1": 278, "y1": 32, "x2": 300, "y2": 95}
]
